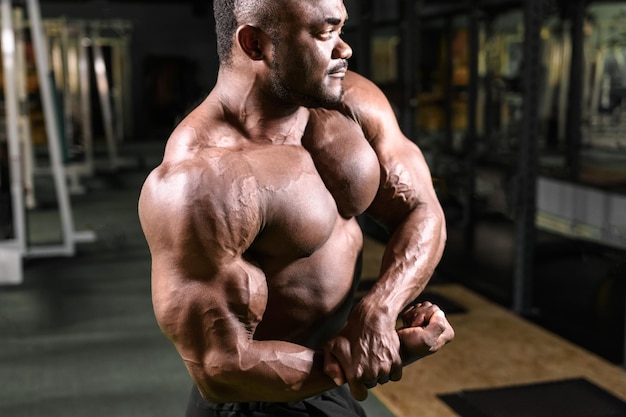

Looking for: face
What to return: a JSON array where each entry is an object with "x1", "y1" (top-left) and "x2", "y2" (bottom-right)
[{"x1": 265, "y1": 0, "x2": 352, "y2": 108}]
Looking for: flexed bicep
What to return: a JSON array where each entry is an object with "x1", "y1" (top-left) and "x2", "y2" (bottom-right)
[{"x1": 153, "y1": 257, "x2": 269, "y2": 399}]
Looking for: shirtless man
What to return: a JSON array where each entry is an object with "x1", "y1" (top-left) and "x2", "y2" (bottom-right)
[{"x1": 138, "y1": 0, "x2": 453, "y2": 415}]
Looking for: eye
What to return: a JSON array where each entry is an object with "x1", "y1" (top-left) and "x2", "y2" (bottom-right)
[
  {"x1": 319, "y1": 27, "x2": 342, "y2": 39},
  {"x1": 319, "y1": 29, "x2": 335, "y2": 38}
]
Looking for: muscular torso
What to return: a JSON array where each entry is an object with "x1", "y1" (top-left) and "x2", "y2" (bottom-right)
[{"x1": 158, "y1": 103, "x2": 380, "y2": 349}]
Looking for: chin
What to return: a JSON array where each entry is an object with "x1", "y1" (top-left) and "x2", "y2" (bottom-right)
[
  {"x1": 301, "y1": 97, "x2": 342, "y2": 109},
  {"x1": 308, "y1": 89, "x2": 345, "y2": 109},
  {"x1": 279, "y1": 82, "x2": 344, "y2": 109}
]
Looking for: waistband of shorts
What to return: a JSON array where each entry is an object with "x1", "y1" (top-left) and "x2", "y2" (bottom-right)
[{"x1": 193, "y1": 384, "x2": 328, "y2": 412}]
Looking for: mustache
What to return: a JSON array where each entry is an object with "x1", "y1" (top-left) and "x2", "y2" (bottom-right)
[{"x1": 328, "y1": 60, "x2": 349, "y2": 74}]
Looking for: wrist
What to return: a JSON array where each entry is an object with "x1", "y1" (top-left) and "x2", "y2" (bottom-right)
[
  {"x1": 399, "y1": 340, "x2": 424, "y2": 367},
  {"x1": 355, "y1": 295, "x2": 397, "y2": 324}
]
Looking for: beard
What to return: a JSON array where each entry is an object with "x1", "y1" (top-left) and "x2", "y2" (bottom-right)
[{"x1": 268, "y1": 52, "x2": 345, "y2": 109}]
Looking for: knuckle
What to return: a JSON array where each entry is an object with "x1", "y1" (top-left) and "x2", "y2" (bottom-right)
[{"x1": 435, "y1": 321, "x2": 447, "y2": 334}]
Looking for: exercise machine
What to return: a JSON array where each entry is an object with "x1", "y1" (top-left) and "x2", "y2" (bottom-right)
[{"x1": 0, "y1": 0, "x2": 97, "y2": 284}]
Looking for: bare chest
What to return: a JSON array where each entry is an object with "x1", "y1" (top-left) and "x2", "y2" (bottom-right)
[
  {"x1": 246, "y1": 119, "x2": 379, "y2": 260},
  {"x1": 302, "y1": 108, "x2": 381, "y2": 218},
  {"x1": 245, "y1": 147, "x2": 336, "y2": 262}
]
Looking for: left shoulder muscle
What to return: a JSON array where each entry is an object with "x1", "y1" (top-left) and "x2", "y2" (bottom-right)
[{"x1": 340, "y1": 71, "x2": 402, "y2": 146}]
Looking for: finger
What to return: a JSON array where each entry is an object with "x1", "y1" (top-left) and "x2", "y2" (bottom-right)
[
  {"x1": 434, "y1": 310, "x2": 455, "y2": 343},
  {"x1": 404, "y1": 303, "x2": 436, "y2": 327},
  {"x1": 326, "y1": 340, "x2": 363, "y2": 397},
  {"x1": 365, "y1": 379, "x2": 378, "y2": 389},
  {"x1": 402, "y1": 305, "x2": 422, "y2": 327},
  {"x1": 442, "y1": 322, "x2": 455, "y2": 343},
  {"x1": 389, "y1": 354, "x2": 403, "y2": 382},
  {"x1": 419, "y1": 304, "x2": 443, "y2": 326},
  {"x1": 446, "y1": 324, "x2": 455, "y2": 341},
  {"x1": 425, "y1": 310, "x2": 455, "y2": 349},
  {"x1": 348, "y1": 380, "x2": 369, "y2": 401},
  {"x1": 426, "y1": 309, "x2": 447, "y2": 332},
  {"x1": 405, "y1": 304, "x2": 417, "y2": 313},
  {"x1": 323, "y1": 349, "x2": 345, "y2": 387}
]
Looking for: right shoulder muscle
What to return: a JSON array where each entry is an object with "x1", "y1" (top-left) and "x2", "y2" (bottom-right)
[{"x1": 139, "y1": 153, "x2": 263, "y2": 271}]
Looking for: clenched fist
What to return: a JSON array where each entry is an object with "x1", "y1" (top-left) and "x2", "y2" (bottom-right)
[{"x1": 397, "y1": 301, "x2": 455, "y2": 365}]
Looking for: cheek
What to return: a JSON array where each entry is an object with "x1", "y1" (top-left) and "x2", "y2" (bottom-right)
[
  {"x1": 294, "y1": 42, "x2": 329, "y2": 72},
  {"x1": 275, "y1": 42, "x2": 330, "y2": 86},
  {"x1": 283, "y1": 55, "x2": 317, "y2": 84}
]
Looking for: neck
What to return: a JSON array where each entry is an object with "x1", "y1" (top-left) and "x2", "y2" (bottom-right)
[{"x1": 214, "y1": 66, "x2": 307, "y2": 145}]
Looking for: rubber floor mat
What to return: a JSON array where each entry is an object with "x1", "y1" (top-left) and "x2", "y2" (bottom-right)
[{"x1": 438, "y1": 378, "x2": 626, "y2": 417}]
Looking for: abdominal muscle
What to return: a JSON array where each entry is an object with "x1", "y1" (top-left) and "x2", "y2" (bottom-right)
[{"x1": 252, "y1": 215, "x2": 363, "y2": 349}]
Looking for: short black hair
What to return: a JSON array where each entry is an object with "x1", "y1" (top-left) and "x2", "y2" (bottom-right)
[
  {"x1": 213, "y1": 0, "x2": 238, "y2": 65},
  {"x1": 213, "y1": 0, "x2": 282, "y2": 66}
]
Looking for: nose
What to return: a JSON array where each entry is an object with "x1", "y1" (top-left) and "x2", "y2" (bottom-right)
[{"x1": 332, "y1": 37, "x2": 352, "y2": 60}]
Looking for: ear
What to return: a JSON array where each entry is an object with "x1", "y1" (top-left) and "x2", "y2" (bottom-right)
[{"x1": 236, "y1": 25, "x2": 268, "y2": 61}]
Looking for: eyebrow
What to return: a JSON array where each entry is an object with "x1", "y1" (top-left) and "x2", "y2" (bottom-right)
[{"x1": 325, "y1": 13, "x2": 348, "y2": 26}]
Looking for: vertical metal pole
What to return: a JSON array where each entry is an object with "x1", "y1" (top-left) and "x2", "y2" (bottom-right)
[
  {"x1": 78, "y1": 23, "x2": 94, "y2": 176},
  {"x1": 15, "y1": 7, "x2": 36, "y2": 210},
  {"x1": 557, "y1": 22, "x2": 571, "y2": 146},
  {"x1": 463, "y1": 3, "x2": 480, "y2": 259},
  {"x1": 513, "y1": 0, "x2": 543, "y2": 314},
  {"x1": 112, "y1": 39, "x2": 125, "y2": 143},
  {"x1": 92, "y1": 31, "x2": 119, "y2": 170},
  {"x1": 121, "y1": 32, "x2": 134, "y2": 140},
  {"x1": 27, "y1": 0, "x2": 75, "y2": 255},
  {"x1": 60, "y1": 18, "x2": 75, "y2": 152},
  {"x1": 566, "y1": 0, "x2": 584, "y2": 182},
  {"x1": 2, "y1": 0, "x2": 26, "y2": 253}
]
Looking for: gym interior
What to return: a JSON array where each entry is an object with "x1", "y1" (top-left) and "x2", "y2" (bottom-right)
[{"x1": 0, "y1": 0, "x2": 625, "y2": 416}]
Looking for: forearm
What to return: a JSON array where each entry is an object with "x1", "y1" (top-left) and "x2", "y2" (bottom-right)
[
  {"x1": 184, "y1": 340, "x2": 338, "y2": 404},
  {"x1": 362, "y1": 204, "x2": 446, "y2": 318}
]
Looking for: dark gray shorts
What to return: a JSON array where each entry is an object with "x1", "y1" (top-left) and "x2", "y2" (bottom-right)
[{"x1": 185, "y1": 385, "x2": 367, "y2": 417}]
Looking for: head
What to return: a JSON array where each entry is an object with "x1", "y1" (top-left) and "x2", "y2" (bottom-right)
[{"x1": 214, "y1": 0, "x2": 353, "y2": 108}]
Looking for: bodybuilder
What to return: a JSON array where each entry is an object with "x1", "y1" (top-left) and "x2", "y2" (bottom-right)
[{"x1": 138, "y1": 0, "x2": 454, "y2": 415}]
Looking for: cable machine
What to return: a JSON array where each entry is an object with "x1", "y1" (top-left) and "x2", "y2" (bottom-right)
[
  {"x1": 0, "y1": 0, "x2": 97, "y2": 284},
  {"x1": 41, "y1": 17, "x2": 133, "y2": 194}
]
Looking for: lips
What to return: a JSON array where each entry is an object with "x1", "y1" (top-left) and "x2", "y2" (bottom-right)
[
  {"x1": 328, "y1": 70, "x2": 346, "y2": 78},
  {"x1": 328, "y1": 60, "x2": 348, "y2": 76}
]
